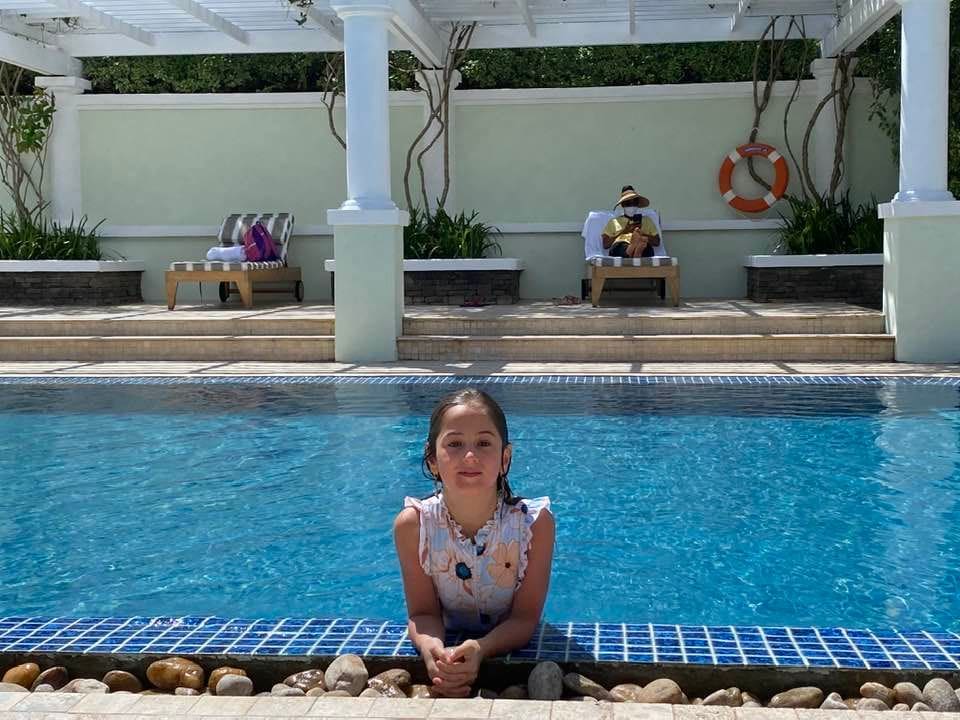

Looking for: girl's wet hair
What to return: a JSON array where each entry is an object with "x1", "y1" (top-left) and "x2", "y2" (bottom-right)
[{"x1": 421, "y1": 388, "x2": 520, "y2": 504}]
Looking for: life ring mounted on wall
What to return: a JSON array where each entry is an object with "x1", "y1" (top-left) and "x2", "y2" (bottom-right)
[{"x1": 718, "y1": 142, "x2": 789, "y2": 214}]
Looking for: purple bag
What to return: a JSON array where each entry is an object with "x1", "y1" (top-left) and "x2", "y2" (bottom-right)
[{"x1": 243, "y1": 221, "x2": 279, "y2": 262}]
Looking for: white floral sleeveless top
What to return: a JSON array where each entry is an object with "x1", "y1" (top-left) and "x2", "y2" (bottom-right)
[{"x1": 403, "y1": 493, "x2": 551, "y2": 632}]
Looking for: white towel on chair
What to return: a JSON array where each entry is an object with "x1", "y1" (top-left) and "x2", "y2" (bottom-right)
[
  {"x1": 206, "y1": 245, "x2": 246, "y2": 262},
  {"x1": 582, "y1": 210, "x2": 615, "y2": 260}
]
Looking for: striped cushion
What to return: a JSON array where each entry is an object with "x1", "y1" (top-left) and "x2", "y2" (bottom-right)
[
  {"x1": 589, "y1": 256, "x2": 678, "y2": 267},
  {"x1": 216, "y1": 212, "x2": 296, "y2": 265},
  {"x1": 169, "y1": 260, "x2": 285, "y2": 271}
]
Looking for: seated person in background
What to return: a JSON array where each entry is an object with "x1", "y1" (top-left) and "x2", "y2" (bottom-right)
[{"x1": 602, "y1": 185, "x2": 661, "y2": 258}]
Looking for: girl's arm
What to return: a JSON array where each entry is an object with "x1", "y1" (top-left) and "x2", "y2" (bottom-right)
[
  {"x1": 396, "y1": 509, "x2": 472, "y2": 696},
  {"x1": 394, "y1": 508, "x2": 446, "y2": 654},
  {"x1": 478, "y1": 509, "x2": 556, "y2": 657},
  {"x1": 437, "y1": 511, "x2": 556, "y2": 693}
]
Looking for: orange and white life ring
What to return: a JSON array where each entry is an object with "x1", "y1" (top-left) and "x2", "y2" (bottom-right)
[{"x1": 718, "y1": 142, "x2": 789, "y2": 213}]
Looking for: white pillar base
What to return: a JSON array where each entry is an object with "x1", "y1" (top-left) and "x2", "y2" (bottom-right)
[
  {"x1": 881, "y1": 201, "x2": 960, "y2": 362},
  {"x1": 893, "y1": 188, "x2": 956, "y2": 203},
  {"x1": 329, "y1": 208, "x2": 408, "y2": 363}
]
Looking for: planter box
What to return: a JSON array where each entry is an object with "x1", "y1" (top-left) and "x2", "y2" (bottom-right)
[
  {"x1": 0, "y1": 260, "x2": 145, "y2": 305},
  {"x1": 744, "y1": 254, "x2": 882, "y2": 307},
  {"x1": 323, "y1": 258, "x2": 524, "y2": 305}
]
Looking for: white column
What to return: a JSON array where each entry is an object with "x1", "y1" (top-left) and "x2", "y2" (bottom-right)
[
  {"x1": 880, "y1": 0, "x2": 960, "y2": 362},
  {"x1": 334, "y1": 1, "x2": 395, "y2": 212},
  {"x1": 34, "y1": 76, "x2": 90, "y2": 224},
  {"x1": 810, "y1": 58, "x2": 850, "y2": 200},
  {"x1": 328, "y1": 1, "x2": 407, "y2": 362},
  {"x1": 415, "y1": 69, "x2": 461, "y2": 213},
  {"x1": 894, "y1": 0, "x2": 954, "y2": 202}
]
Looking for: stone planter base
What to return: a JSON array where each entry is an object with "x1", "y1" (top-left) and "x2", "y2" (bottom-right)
[
  {"x1": 745, "y1": 255, "x2": 882, "y2": 308},
  {"x1": 405, "y1": 269, "x2": 520, "y2": 305},
  {"x1": 323, "y1": 259, "x2": 524, "y2": 306},
  {"x1": 0, "y1": 261, "x2": 144, "y2": 305}
]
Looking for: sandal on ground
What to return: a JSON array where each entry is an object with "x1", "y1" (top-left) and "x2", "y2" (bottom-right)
[
  {"x1": 461, "y1": 297, "x2": 490, "y2": 307},
  {"x1": 552, "y1": 294, "x2": 582, "y2": 306}
]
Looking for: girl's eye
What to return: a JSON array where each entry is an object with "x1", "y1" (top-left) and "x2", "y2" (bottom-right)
[
  {"x1": 447, "y1": 440, "x2": 462, "y2": 448},
  {"x1": 478, "y1": 440, "x2": 492, "y2": 447}
]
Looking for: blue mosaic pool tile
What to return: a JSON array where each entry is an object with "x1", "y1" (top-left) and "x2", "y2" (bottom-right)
[
  {"x1": 1, "y1": 374, "x2": 959, "y2": 388},
  {"x1": 3, "y1": 618, "x2": 960, "y2": 670}
]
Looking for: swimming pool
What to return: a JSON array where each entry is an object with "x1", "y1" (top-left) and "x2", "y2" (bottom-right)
[{"x1": 2, "y1": 376, "x2": 959, "y2": 633}]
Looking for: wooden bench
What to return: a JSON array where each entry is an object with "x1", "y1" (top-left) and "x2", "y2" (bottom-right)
[
  {"x1": 165, "y1": 213, "x2": 302, "y2": 309},
  {"x1": 587, "y1": 255, "x2": 680, "y2": 307}
]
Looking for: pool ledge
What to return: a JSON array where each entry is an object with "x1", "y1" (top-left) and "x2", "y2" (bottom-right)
[{"x1": 2, "y1": 618, "x2": 958, "y2": 672}]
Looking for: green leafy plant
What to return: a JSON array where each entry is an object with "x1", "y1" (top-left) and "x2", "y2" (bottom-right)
[
  {"x1": 776, "y1": 193, "x2": 883, "y2": 255},
  {"x1": 0, "y1": 210, "x2": 106, "y2": 260},
  {"x1": 0, "y1": 65, "x2": 56, "y2": 224},
  {"x1": 403, "y1": 207, "x2": 502, "y2": 259}
]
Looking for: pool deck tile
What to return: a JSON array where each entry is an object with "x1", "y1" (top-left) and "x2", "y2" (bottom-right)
[
  {"x1": 489, "y1": 700, "x2": 553, "y2": 720},
  {"x1": 364, "y1": 699, "x2": 435, "y2": 718},
  {"x1": 612, "y1": 706, "x2": 672, "y2": 720},
  {"x1": 549, "y1": 701, "x2": 613, "y2": 720},
  {"x1": 428, "y1": 699, "x2": 492, "y2": 719},
  {"x1": 246, "y1": 697, "x2": 316, "y2": 717},
  {"x1": 0, "y1": 697, "x2": 25, "y2": 713},
  {"x1": 674, "y1": 708, "x2": 735, "y2": 720},
  {"x1": 127, "y1": 697, "x2": 200, "y2": 716},
  {"x1": 10, "y1": 696, "x2": 85, "y2": 713},
  {"x1": 186, "y1": 697, "x2": 256, "y2": 716},
  {"x1": 733, "y1": 711, "x2": 798, "y2": 720},
  {"x1": 306, "y1": 698, "x2": 376, "y2": 717},
  {"x1": 70, "y1": 696, "x2": 142, "y2": 715}
]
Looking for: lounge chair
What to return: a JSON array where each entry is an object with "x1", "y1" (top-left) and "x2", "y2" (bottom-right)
[
  {"x1": 581, "y1": 208, "x2": 680, "y2": 307},
  {"x1": 165, "y1": 212, "x2": 302, "y2": 309}
]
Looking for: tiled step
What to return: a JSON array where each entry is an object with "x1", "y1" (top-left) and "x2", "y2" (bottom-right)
[
  {"x1": 0, "y1": 317, "x2": 335, "y2": 337},
  {"x1": 0, "y1": 336, "x2": 335, "y2": 362},
  {"x1": 403, "y1": 312, "x2": 884, "y2": 337},
  {"x1": 398, "y1": 334, "x2": 895, "y2": 362}
]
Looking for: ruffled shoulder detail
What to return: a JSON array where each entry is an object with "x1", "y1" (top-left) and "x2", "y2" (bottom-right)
[
  {"x1": 402, "y1": 495, "x2": 441, "y2": 575},
  {"x1": 403, "y1": 494, "x2": 442, "y2": 513},
  {"x1": 513, "y1": 496, "x2": 552, "y2": 586}
]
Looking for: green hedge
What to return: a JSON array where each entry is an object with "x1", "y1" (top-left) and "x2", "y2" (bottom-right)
[{"x1": 80, "y1": 41, "x2": 816, "y2": 94}]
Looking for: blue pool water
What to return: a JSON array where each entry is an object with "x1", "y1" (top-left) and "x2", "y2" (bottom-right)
[{"x1": 2, "y1": 378, "x2": 960, "y2": 632}]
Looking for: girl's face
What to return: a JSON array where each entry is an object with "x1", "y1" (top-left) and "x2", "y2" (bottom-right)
[{"x1": 429, "y1": 403, "x2": 511, "y2": 496}]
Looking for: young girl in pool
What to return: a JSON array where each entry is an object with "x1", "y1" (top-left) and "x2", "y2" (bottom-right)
[{"x1": 394, "y1": 389, "x2": 554, "y2": 697}]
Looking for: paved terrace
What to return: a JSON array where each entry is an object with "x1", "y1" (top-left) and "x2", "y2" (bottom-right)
[
  {"x1": 0, "y1": 693, "x2": 954, "y2": 720},
  {"x1": 0, "y1": 300, "x2": 948, "y2": 376}
]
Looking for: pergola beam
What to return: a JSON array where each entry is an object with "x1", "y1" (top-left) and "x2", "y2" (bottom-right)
[
  {"x1": 304, "y1": 6, "x2": 343, "y2": 43},
  {"x1": 0, "y1": 12, "x2": 46, "y2": 43},
  {"x1": 820, "y1": 0, "x2": 899, "y2": 57},
  {"x1": 56, "y1": 28, "x2": 344, "y2": 56},
  {"x1": 391, "y1": 0, "x2": 445, "y2": 66},
  {"x1": 164, "y1": 0, "x2": 249, "y2": 45},
  {"x1": 45, "y1": 0, "x2": 155, "y2": 45},
  {"x1": 515, "y1": 0, "x2": 536, "y2": 37},
  {"x1": 0, "y1": 28, "x2": 81, "y2": 75},
  {"x1": 731, "y1": 0, "x2": 750, "y2": 31},
  {"x1": 469, "y1": 15, "x2": 837, "y2": 48}
]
